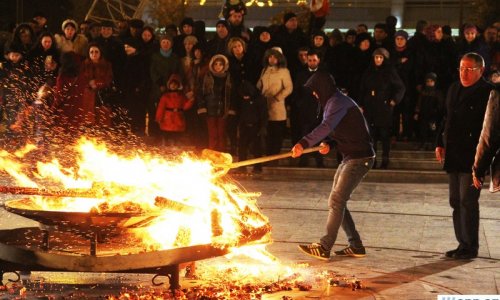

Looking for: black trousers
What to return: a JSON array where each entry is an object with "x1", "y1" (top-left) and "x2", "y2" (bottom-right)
[
  {"x1": 266, "y1": 120, "x2": 287, "y2": 156},
  {"x1": 370, "y1": 125, "x2": 391, "y2": 161},
  {"x1": 448, "y1": 172, "x2": 480, "y2": 253}
]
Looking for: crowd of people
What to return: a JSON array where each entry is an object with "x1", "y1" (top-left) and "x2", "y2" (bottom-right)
[{"x1": 0, "y1": 9, "x2": 499, "y2": 170}]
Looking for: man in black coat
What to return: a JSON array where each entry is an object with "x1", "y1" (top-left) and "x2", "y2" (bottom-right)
[
  {"x1": 290, "y1": 49, "x2": 325, "y2": 167},
  {"x1": 435, "y1": 52, "x2": 493, "y2": 260},
  {"x1": 273, "y1": 12, "x2": 308, "y2": 77}
]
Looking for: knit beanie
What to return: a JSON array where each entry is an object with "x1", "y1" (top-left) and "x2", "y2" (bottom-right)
[
  {"x1": 216, "y1": 19, "x2": 229, "y2": 29},
  {"x1": 283, "y1": 12, "x2": 297, "y2": 24},
  {"x1": 372, "y1": 47, "x2": 390, "y2": 59},
  {"x1": 394, "y1": 30, "x2": 409, "y2": 40},
  {"x1": 425, "y1": 72, "x2": 437, "y2": 82}
]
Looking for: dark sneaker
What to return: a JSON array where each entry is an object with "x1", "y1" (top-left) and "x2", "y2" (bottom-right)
[
  {"x1": 298, "y1": 243, "x2": 330, "y2": 261},
  {"x1": 445, "y1": 248, "x2": 459, "y2": 258},
  {"x1": 334, "y1": 246, "x2": 366, "y2": 257}
]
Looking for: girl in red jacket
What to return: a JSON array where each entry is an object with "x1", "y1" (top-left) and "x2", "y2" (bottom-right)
[{"x1": 155, "y1": 74, "x2": 194, "y2": 146}]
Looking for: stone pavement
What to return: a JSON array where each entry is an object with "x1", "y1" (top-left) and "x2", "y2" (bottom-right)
[
  {"x1": 243, "y1": 177, "x2": 500, "y2": 299},
  {"x1": 0, "y1": 174, "x2": 498, "y2": 299}
]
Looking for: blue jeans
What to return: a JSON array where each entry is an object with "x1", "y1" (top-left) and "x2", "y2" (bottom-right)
[
  {"x1": 320, "y1": 157, "x2": 374, "y2": 251},
  {"x1": 448, "y1": 172, "x2": 481, "y2": 253}
]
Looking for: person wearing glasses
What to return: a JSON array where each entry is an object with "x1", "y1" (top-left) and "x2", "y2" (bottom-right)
[{"x1": 435, "y1": 52, "x2": 494, "y2": 260}]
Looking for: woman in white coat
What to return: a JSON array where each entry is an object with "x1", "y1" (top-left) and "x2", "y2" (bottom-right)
[{"x1": 257, "y1": 47, "x2": 293, "y2": 156}]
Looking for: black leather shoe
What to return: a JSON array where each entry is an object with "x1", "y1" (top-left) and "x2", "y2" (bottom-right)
[
  {"x1": 445, "y1": 248, "x2": 459, "y2": 258},
  {"x1": 453, "y1": 250, "x2": 478, "y2": 260}
]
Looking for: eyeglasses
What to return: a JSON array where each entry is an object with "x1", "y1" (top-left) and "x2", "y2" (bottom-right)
[{"x1": 458, "y1": 66, "x2": 481, "y2": 72}]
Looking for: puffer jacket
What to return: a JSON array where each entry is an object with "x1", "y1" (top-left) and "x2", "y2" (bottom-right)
[
  {"x1": 156, "y1": 74, "x2": 193, "y2": 132},
  {"x1": 473, "y1": 88, "x2": 499, "y2": 192}
]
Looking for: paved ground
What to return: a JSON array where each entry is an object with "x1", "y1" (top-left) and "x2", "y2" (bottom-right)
[{"x1": 0, "y1": 174, "x2": 498, "y2": 299}]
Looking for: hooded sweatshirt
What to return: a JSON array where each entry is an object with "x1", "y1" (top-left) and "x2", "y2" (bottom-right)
[{"x1": 298, "y1": 71, "x2": 375, "y2": 161}]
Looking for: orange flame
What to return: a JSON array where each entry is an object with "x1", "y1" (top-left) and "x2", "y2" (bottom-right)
[{"x1": 0, "y1": 138, "x2": 271, "y2": 253}]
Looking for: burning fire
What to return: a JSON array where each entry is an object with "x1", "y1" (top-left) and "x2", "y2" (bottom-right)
[{"x1": 0, "y1": 138, "x2": 271, "y2": 252}]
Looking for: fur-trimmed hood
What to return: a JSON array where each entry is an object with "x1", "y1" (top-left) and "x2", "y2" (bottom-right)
[
  {"x1": 208, "y1": 54, "x2": 229, "y2": 76},
  {"x1": 167, "y1": 73, "x2": 183, "y2": 90},
  {"x1": 263, "y1": 47, "x2": 287, "y2": 68}
]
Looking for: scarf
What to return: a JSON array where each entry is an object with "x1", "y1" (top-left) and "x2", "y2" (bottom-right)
[{"x1": 160, "y1": 48, "x2": 173, "y2": 58}]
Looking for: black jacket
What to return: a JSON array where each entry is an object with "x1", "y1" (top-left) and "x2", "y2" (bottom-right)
[
  {"x1": 437, "y1": 78, "x2": 493, "y2": 173},
  {"x1": 235, "y1": 80, "x2": 267, "y2": 130},
  {"x1": 358, "y1": 61, "x2": 406, "y2": 127}
]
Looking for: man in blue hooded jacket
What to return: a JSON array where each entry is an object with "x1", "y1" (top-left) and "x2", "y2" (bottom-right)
[{"x1": 292, "y1": 71, "x2": 375, "y2": 260}]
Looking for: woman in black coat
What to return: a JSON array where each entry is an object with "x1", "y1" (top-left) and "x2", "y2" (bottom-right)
[
  {"x1": 121, "y1": 38, "x2": 149, "y2": 137},
  {"x1": 358, "y1": 47, "x2": 405, "y2": 168},
  {"x1": 27, "y1": 32, "x2": 60, "y2": 87}
]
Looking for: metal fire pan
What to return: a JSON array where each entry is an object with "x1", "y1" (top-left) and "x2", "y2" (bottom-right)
[
  {"x1": 4, "y1": 198, "x2": 159, "y2": 230},
  {"x1": 0, "y1": 227, "x2": 268, "y2": 272}
]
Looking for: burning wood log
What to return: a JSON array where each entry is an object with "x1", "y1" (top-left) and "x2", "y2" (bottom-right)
[
  {"x1": 0, "y1": 185, "x2": 108, "y2": 198},
  {"x1": 154, "y1": 196, "x2": 197, "y2": 214},
  {"x1": 0, "y1": 182, "x2": 132, "y2": 199}
]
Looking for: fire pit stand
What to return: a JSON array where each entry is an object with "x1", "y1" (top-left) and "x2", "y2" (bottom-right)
[{"x1": 0, "y1": 227, "x2": 230, "y2": 290}]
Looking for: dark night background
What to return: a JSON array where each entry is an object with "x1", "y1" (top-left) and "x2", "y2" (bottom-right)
[{"x1": 1, "y1": 0, "x2": 92, "y2": 33}]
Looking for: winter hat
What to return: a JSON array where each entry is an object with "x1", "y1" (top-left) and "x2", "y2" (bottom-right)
[
  {"x1": 100, "y1": 20, "x2": 115, "y2": 28},
  {"x1": 355, "y1": 32, "x2": 372, "y2": 46},
  {"x1": 164, "y1": 24, "x2": 178, "y2": 35},
  {"x1": 345, "y1": 29, "x2": 357, "y2": 37},
  {"x1": 283, "y1": 12, "x2": 297, "y2": 24},
  {"x1": 216, "y1": 19, "x2": 229, "y2": 29},
  {"x1": 123, "y1": 37, "x2": 141, "y2": 50},
  {"x1": 61, "y1": 19, "x2": 78, "y2": 31},
  {"x1": 394, "y1": 30, "x2": 409, "y2": 40},
  {"x1": 372, "y1": 47, "x2": 390, "y2": 59},
  {"x1": 253, "y1": 26, "x2": 271, "y2": 38},
  {"x1": 425, "y1": 72, "x2": 437, "y2": 81},
  {"x1": 129, "y1": 18, "x2": 144, "y2": 29},
  {"x1": 4, "y1": 42, "x2": 24, "y2": 55},
  {"x1": 180, "y1": 17, "x2": 195, "y2": 28}
]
